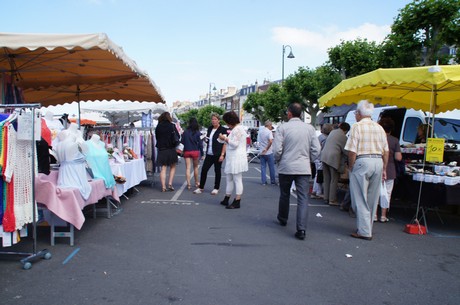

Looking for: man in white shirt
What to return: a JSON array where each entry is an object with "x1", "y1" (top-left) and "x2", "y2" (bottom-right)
[{"x1": 258, "y1": 120, "x2": 277, "y2": 185}]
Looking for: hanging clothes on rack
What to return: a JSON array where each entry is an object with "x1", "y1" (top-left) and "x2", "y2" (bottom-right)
[
  {"x1": 84, "y1": 134, "x2": 116, "y2": 189},
  {"x1": 2, "y1": 111, "x2": 37, "y2": 232}
]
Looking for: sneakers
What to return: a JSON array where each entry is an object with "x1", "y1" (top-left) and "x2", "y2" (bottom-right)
[
  {"x1": 211, "y1": 189, "x2": 219, "y2": 195},
  {"x1": 193, "y1": 188, "x2": 203, "y2": 194}
]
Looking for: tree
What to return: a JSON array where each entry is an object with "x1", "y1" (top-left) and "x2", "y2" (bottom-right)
[
  {"x1": 243, "y1": 84, "x2": 289, "y2": 123},
  {"x1": 284, "y1": 65, "x2": 341, "y2": 125},
  {"x1": 385, "y1": 0, "x2": 460, "y2": 66},
  {"x1": 197, "y1": 105, "x2": 225, "y2": 128},
  {"x1": 327, "y1": 38, "x2": 381, "y2": 78},
  {"x1": 177, "y1": 108, "x2": 199, "y2": 129},
  {"x1": 243, "y1": 91, "x2": 268, "y2": 123}
]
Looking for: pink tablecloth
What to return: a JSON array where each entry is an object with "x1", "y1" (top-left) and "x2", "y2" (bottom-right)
[{"x1": 35, "y1": 170, "x2": 119, "y2": 230}]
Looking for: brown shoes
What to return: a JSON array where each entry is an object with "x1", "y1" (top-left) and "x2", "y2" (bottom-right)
[{"x1": 350, "y1": 232, "x2": 372, "y2": 241}]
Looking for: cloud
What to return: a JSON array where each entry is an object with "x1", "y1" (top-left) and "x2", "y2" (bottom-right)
[
  {"x1": 271, "y1": 23, "x2": 391, "y2": 68},
  {"x1": 272, "y1": 22, "x2": 391, "y2": 53}
]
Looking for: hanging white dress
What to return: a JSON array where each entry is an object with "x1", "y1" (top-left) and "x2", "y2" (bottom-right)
[{"x1": 56, "y1": 133, "x2": 92, "y2": 200}]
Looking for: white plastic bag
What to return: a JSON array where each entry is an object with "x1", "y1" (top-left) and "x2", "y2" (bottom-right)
[{"x1": 380, "y1": 181, "x2": 389, "y2": 208}]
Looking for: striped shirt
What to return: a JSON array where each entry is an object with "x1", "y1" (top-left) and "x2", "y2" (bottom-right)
[{"x1": 345, "y1": 117, "x2": 389, "y2": 156}]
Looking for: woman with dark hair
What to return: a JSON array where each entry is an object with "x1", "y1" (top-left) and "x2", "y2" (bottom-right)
[
  {"x1": 218, "y1": 111, "x2": 248, "y2": 209},
  {"x1": 377, "y1": 117, "x2": 402, "y2": 222},
  {"x1": 155, "y1": 111, "x2": 179, "y2": 192},
  {"x1": 181, "y1": 117, "x2": 203, "y2": 189}
]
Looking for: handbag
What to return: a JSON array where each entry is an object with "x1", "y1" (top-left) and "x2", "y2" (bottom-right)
[
  {"x1": 176, "y1": 143, "x2": 184, "y2": 155},
  {"x1": 171, "y1": 127, "x2": 180, "y2": 147},
  {"x1": 379, "y1": 181, "x2": 389, "y2": 208},
  {"x1": 316, "y1": 169, "x2": 324, "y2": 184}
]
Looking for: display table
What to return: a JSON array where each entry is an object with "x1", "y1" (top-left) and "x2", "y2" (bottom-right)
[
  {"x1": 393, "y1": 174, "x2": 460, "y2": 207},
  {"x1": 35, "y1": 170, "x2": 120, "y2": 245},
  {"x1": 110, "y1": 158, "x2": 147, "y2": 198}
]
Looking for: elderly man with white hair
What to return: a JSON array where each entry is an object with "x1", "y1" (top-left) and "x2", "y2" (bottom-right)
[{"x1": 345, "y1": 100, "x2": 389, "y2": 240}]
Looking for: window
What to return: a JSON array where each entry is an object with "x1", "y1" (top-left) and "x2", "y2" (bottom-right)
[{"x1": 402, "y1": 117, "x2": 423, "y2": 143}]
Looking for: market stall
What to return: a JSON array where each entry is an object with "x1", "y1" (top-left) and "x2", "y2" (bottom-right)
[
  {"x1": 0, "y1": 32, "x2": 164, "y2": 254},
  {"x1": 319, "y1": 65, "x2": 460, "y2": 229}
]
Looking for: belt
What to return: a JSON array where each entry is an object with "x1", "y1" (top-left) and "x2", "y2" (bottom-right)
[{"x1": 356, "y1": 154, "x2": 382, "y2": 159}]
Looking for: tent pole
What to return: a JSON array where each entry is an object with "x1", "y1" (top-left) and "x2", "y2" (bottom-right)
[{"x1": 77, "y1": 85, "x2": 81, "y2": 129}]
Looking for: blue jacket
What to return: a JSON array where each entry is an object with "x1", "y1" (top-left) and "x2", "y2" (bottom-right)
[{"x1": 181, "y1": 129, "x2": 203, "y2": 155}]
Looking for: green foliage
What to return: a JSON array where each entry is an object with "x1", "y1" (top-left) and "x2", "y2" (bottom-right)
[
  {"x1": 177, "y1": 105, "x2": 225, "y2": 129},
  {"x1": 177, "y1": 109, "x2": 199, "y2": 129},
  {"x1": 284, "y1": 65, "x2": 341, "y2": 125},
  {"x1": 386, "y1": 0, "x2": 460, "y2": 65},
  {"x1": 242, "y1": 85, "x2": 289, "y2": 123},
  {"x1": 196, "y1": 105, "x2": 225, "y2": 128},
  {"x1": 243, "y1": 92, "x2": 267, "y2": 122},
  {"x1": 243, "y1": 65, "x2": 340, "y2": 126},
  {"x1": 327, "y1": 38, "x2": 381, "y2": 78}
]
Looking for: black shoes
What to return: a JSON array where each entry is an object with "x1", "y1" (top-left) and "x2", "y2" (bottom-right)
[
  {"x1": 220, "y1": 196, "x2": 230, "y2": 206},
  {"x1": 225, "y1": 199, "x2": 240, "y2": 209},
  {"x1": 277, "y1": 216, "x2": 287, "y2": 226},
  {"x1": 295, "y1": 230, "x2": 306, "y2": 240}
]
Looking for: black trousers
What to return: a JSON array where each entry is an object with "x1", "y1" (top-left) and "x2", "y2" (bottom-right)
[{"x1": 199, "y1": 154, "x2": 223, "y2": 190}]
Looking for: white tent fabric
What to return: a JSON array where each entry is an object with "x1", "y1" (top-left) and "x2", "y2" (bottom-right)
[
  {"x1": 81, "y1": 101, "x2": 168, "y2": 126},
  {"x1": 0, "y1": 32, "x2": 164, "y2": 105}
]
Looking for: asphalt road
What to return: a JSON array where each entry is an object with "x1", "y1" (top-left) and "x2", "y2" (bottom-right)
[{"x1": 1, "y1": 160, "x2": 460, "y2": 305}]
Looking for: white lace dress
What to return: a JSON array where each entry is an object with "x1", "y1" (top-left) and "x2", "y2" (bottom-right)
[
  {"x1": 4, "y1": 123, "x2": 37, "y2": 231},
  {"x1": 224, "y1": 124, "x2": 248, "y2": 174}
]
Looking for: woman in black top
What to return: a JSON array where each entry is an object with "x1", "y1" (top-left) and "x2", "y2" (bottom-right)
[
  {"x1": 193, "y1": 113, "x2": 227, "y2": 195},
  {"x1": 155, "y1": 112, "x2": 180, "y2": 192}
]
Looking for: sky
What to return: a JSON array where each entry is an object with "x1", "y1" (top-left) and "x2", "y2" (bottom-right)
[{"x1": 1, "y1": 0, "x2": 413, "y2": 110}]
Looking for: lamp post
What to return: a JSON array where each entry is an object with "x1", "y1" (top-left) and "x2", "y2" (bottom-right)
[
  {"x1": 281, "y1": 45, "x2": 295, "y2": 83},
  {"x1": 208, "y1": 82, "x2": 216, "y2": 105}
]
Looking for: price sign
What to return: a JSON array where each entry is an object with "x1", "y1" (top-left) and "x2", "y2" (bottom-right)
[{"x1": 425, "y1": 138, "x2": 445, "y2": 162}]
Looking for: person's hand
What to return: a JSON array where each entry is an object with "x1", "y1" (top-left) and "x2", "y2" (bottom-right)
[{"x1": 218, "y1": 133, "x2": 226, "y2": 141}]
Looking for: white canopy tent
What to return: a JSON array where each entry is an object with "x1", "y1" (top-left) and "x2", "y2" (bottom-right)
[{"x1": 81, "y1": 101, "x2": 168, "y2": 126}]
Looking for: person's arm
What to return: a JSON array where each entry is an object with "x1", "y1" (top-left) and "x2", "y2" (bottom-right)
[
  {"x1": 262, "y1": 138, "x2": 273, "y2": 155},
  {"x1": 382, "y1": 150, "x2": 389, "y2": 180},
  {"x1": 219, "y1": 144, "x2": 226, "y2": 161},
  {"x1": 348, "y1": 151, "x2": 357, "y2": 170}
]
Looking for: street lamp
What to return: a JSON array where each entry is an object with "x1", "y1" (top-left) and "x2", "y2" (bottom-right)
[
  {"x1": 281, "y1": 45, "x2": 295, "y2": 83},
  {"x1": 208, "y1": 82, "x2": 217, "y2": 105}
]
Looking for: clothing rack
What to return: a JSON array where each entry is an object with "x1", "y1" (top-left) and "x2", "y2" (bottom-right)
[
  {"x1": 88, "y1": 126, "x2": 157, "y2": 186},
  {"x1": 0, "y1": 103, "x2": 51, "y2": 269}
]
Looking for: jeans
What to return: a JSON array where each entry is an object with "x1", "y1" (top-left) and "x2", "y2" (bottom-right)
[
  {"x1": 278, "y1": 174, "x2": 310, "y2": 231},
  {"x1": 199, "y1": 154, "x2": 222, "y2": 190},
  {"x1": 260, "y1": 153, "x2": 276, "y2": 184}
]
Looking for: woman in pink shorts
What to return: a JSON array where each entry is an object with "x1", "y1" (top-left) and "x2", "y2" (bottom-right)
[{"x1": 181, "y1": 117, "x2": 203, "y2": 189}]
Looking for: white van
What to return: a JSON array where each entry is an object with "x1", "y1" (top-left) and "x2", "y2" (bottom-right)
[{"x1": 344, "y1": 106, "x2": 425, "y2": 146}]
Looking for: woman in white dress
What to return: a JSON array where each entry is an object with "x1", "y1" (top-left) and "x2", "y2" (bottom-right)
[{"x1": 218, "y1": 111, "x2": 248, "y2": 209}]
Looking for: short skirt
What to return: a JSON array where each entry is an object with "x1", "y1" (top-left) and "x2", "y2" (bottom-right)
[
  {"x1": 157, "y1": 148, "x2": 178, "y2": 166},
  {"x1": 183, "y1": 150, "x2": 200, "y2": 160}
]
